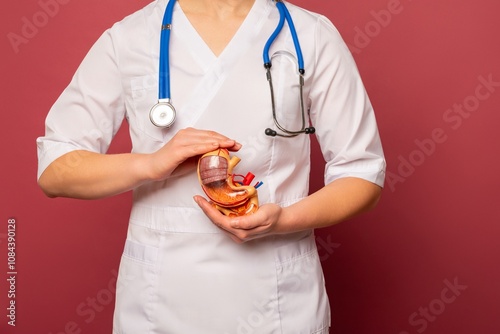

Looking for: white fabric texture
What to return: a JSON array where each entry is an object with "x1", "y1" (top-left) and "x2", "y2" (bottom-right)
[{"x1": 37, "y1": 0, "x2": 386, "y2": 333}]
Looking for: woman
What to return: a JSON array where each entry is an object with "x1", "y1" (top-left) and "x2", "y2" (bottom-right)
[{"x1": 37, "y1": 0, "x2": 386, "y2": 333}]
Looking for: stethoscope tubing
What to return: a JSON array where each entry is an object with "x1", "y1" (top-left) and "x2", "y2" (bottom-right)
[
  {"x1": 155, "y1": 0, "x2": 314, "y2": 136},
  {"x1": 159, "y1": 0, "x2": 176, "y2": 100},
  {"x1": 263, "y1": 1, "x2": 304, "y2": 73},
  {"x1": 263, "y1": 2, "x2": 313, "y2": 137},
  {"x1": 161, "y1": 0, "x2": 305, "y2": 100},
  {"x1": 263, "y1": 3, "x2": 285, "y2": 67}
]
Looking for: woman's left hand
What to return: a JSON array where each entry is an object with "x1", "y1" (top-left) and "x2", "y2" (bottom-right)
[{"x1": 194, "y1": 195, "x2": 285, "y2": 243}]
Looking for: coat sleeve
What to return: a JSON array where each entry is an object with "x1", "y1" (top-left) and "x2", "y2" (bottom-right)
[
  {"x1": 308, "y1": 15, "x2": 386, "y2": 187},
  {"x1": 36, "y1": 29, "x2": 126, "y2": 179}
]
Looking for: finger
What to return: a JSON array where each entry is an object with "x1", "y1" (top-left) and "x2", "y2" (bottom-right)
[
  {"x1": 175, "y1": 129, "x2": 241, "y2": 155},
  {"x1": 193, "y1": 195, "x2": 227, "y2": 227},
  {"x1": 229, "y1": 225, "x2": 269, "y2": 242},
  {"x1": 224, "y1": 141, "x2": 242, "y2": 152},
  {"x1": 193, "y1": 196, "x2": 267, "y2": 242},
  {"x1": 194, "y1": 197, "x2": 252, "y2": 238},
  {"x1": 193, "y1": 129, "x2": 242, "y2": 151},
  {"x1": 185, "y1": 128, "x2": 238, "y2": 145},
  {"x1": 229, "y1": 216, "x2": 263, "y2": 231}
]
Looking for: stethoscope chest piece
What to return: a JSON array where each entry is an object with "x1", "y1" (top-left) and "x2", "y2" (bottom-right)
[{"x1": 150, "y1": 99, "x2": 176, "y2": 128}]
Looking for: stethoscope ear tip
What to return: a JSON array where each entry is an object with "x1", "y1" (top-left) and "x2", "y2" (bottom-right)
[
  {"x1": 305, "y1": 127, "x2": 315, "y2": 134},
  {"x1": 265, "y1": 128, "x2": 277, "y2": 137},
  {"x1": 265, "y1": 127, "x2": 315, "y2": 137}
]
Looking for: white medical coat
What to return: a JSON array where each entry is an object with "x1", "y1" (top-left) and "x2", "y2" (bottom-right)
[{"x1": 37, "y1": 0, "x2": 386, "y2": 333}]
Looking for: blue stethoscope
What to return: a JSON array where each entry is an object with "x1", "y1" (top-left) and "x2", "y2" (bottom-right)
[{"x1": 150, "y1": 0, "x2": 315, "y2": 137}]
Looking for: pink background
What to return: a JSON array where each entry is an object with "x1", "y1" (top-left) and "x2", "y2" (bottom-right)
[{"x1": 1, "y1": 0, "x2": 499, "y2": 333}]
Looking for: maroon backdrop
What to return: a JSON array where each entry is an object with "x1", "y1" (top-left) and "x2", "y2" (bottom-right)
[{"x1": 1, "y1": 0, "x2": 499, "y2": 333}]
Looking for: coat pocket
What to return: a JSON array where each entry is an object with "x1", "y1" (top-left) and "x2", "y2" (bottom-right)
[
  {"x1": 113, "y1": 239, "x2": 160, "y2": 334},
  {"x1": 275, "y1": 235, "x2": 331, "y2": 333}
]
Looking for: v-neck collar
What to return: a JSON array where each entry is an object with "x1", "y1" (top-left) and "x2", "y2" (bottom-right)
[
  {"x1": 169, "y1": 0, "x2": 271, "y2": 68},
  {"x1": 150, "y1": 0, "x2": 273, "y2": 142}
]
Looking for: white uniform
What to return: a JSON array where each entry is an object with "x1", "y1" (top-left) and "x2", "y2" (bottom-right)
[{"x1": 37, "y1": 0, "x2": 386, "y2": 333}]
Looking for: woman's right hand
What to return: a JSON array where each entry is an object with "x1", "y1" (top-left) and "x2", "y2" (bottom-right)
[
  {"x1": 38, "y1": 127, "x2": 240, "y2": 199},
  {"x1": 147, "y1": 127, "x2": 241, "y2": 181}
]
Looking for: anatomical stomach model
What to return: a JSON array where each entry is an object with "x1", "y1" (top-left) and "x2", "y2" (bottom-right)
[{"x1": 197, "y1": 149, "x2": 260, "y2": 216}]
